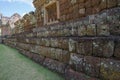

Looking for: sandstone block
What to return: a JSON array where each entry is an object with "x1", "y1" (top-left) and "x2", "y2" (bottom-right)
[
  {"x1": 69, "y1": 53, "x2": 84, "y2": 72},
  {"x1": 32, "y1": 54, "x2": 45, "y2": 64},
  {"x1": 43, "y1": 58, "x2": 66, "y2": 74},
  {"x1": 114, "y1": 41, "x2": 120, "y2": 59},
  {"x1": 69, "y1": 39, "x2": 77, "y2": 53},
  {"x1": 118, "y1": 0, "x2": 120, "y2": 6},
  {"x1": 93, "y1": 40, "x2": 114, "y2": 57},
  {"x1": 99, "y1": 0, "x2": 107, "y2": 11},
  {"x1": 91, "y1": 0, "x2": 101, "y2": 7},
  {"x1": 107, "y1": 0, "x2": 117, "y2": 8},
  {"x1": 109, "y1": 21, "x2": 120, "y2": 35},
  {"x1": 57, "y1": 39, "x2": 69, "y2": 50},
  {"x1": 100, "y1": 59, "x2": 120, "y2": 80},
  {"x1": 86, "y1": 24, "x2": 96, "y2": 36},
  {"x1": 77, "y1": 41, "x2": 92, "y2": 56},
  {"x1": 84, "y1": 56, "x2": 101, "y2": 77},
  {"x1": 97, "y1": 24, "x2": 110, "y2": 36},
  {"x1": 65, "y1": 69, "x2": 99, "y2": 80},
  {"x1": 50, "y1": 38, "x2": 58, "y2": 48},
  {"x1": 78, "y1": 25, "x2": 86, "y2": 36}
]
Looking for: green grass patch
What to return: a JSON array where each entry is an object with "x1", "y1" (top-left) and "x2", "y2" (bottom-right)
[{"x1": 0, "y1": 44, "x2": 64, "y2": 80}]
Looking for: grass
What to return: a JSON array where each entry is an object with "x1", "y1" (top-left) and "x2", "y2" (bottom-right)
[{"x1": 0, "y1": 44, "x2": 64, "y2": 80}]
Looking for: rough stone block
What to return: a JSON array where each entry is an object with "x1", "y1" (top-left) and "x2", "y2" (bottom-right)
[
  {"x1": 57, "y1": 39, "x2": 69, "y2": 50},
  {"x1": 85, "y1": 0, "x2": 92, "y2": 8},
  {"x1": 30, "y1": 45, "x2": 40, "y2": 54},
  {"x1": 61, "y1": 50, "x2": 70, "y2": 63},
  {"x1": 100, "y1": 59, "x2": 120, "y2": 80},
  {"x1": 41, "y1": 38, "x2": 50, "y2": 46},
  {"x1": 77, "y1": 41, "x2": 93, "y2": 56},
  {"x1": 114, "y1": 41, "x2": 120, "y2": 59},
  {"x1": 86, "y1": 24, "x2": 96, "y2": 36},
  {"x1": 99, "y1": 0, "x2": 107, "y2": 11},
  {"x1": 51, "y1": 48, "x2": 69, "y2": 63},
  {"x1": 109, "y1": 21, "x2": 120, "y2": 35},
  {"x1": 84, "y1": 56, "x2": 101, "y2": 77},
  {"x1": 32, "y1": 54, "x2": 45, "y2": 64},
  {"x1": 69, "y1": 53, "x2": 84, "y2": 72},
  {"x1": 97, "y1": 24, "x2": 110, "y2": 36},
  {"x1": 93, "y1": 40, "x2": 114, "y2": 57},
  {"x1": 25, "y1": 52, "x2": 33, "y2": 59},
  {"x1": 118, "y1": 0, "x2": 120, "y2": 6},
  {"x1": 43, "y1": 58, "x2": 66, "y2": 74},
  {"x1": 107, "y1": 0, "x2": 117, "y2": 8},
  {"x1": 86, "y1": 7, "x2": 93, "y2": 15},
  {"x1": 65, "y1": 69, "x2": 99, "y2": 80},
  {"x1": 63, "y1": 28, "x2": 71, "y2": 36},
  {"x1": 39, "y1": 47, "x2": 51, "y2": 57},
  {"x1": 91, "y1": 0, "x2": 101, "y2": 7},
  {"x1": 50, "y1": 38, "x2": 58, "y2": 48},
  {"x1": 78, "y1": 26, "x2": 86, "y2": 36},
  {"x1": 69, "y1": 39, "x2": 77, "y2": 53}
]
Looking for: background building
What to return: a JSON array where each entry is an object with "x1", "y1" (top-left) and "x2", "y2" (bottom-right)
[{"x1": 0, "y1": 13, "x2": 21, "y2": 36}]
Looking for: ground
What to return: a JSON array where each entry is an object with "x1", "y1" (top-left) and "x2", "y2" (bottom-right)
[{"x1": 0, "y1": 44, "x2": 64, "y2": 80}]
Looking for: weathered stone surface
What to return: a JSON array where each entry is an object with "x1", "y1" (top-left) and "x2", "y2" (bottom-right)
[
  {"x1": 110, "y1": 23, "x2": 120, "y2": 35},
  {"x1": 93, "y1": 40, "x2": 114, "y2": 57},
  {"x1": 69, "y1": 53, "x2": 84, "y2": 72},
  {"x1": 57, "y1": 39, "x2": 69, "y2": 50},
  {"x1": 84, "y1": 56, "x2": 101, "y2": 77},
  {"x1": 100, "y1": 59, "x2": 120, "y2": 80},
  {"x1": 18, "y1": 43, "x2": 30, "y2": 51},
  {"x1": 107, "y1": 0, "x2": 117, "y2": 8},
  {"x1": 99, "y1": 0, "x2": 107, "y2": 11},
  {"x1": 30, "y1": 45, "x2": 40, "y2": 54},
  {"x1": 50, "y1": 38, "x2": 58, "y2": 47},
  {"x1": 118, "y1": 0, "x2": 120, "y2": 6},
  {"x1": 77, "y1": 41, "x2": 93, "y2": 56},
  {"x1": 32, "y1": 53, "x2": 45, "y2": 64},
  {"x1": 78, "y1": 25, "x2": 86, "y2": 36},
  {"x1": 97, "y1": 24, "x2": 110, "y2": 36},
  {"x1": 43, "y1": 58, "x2": 66, "y2": 74},
  {"x1": 3, "y1": 5, "x2": 120, "y2": 80},
  {"x1": 69, "y1": 39, "x2": 77, "y2": 52},
  {"x1": 114, "y1": 41, "x2": 120, "y2": 59},
  {"x1": 86, "y1": 24, "x2": 96, "y2": 36},
  {"x1": 65, "y1": 69, "x2": 99, "y2": 80}
]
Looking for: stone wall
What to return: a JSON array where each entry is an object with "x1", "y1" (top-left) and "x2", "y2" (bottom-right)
[
  {"x1": 4, "y1": 7, "x2": 120, "y2": 80},
  {"x1": 33, "y1": 0, "x2": 120, "y2": 27}
]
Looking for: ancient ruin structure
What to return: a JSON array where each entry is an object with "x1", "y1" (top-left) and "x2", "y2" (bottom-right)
[
  {"x1": 0, "y1": 13, "x2": 21, "y2": 36},
  {"x1": 0, "y1": 16, "x2": 11, "y2": 36},
  {"x1": 21, "y1": 11, "x2": 37, "y2": 32},
  {"x1": 3, "y1": 0, "x2": 120, "y2": 80}
]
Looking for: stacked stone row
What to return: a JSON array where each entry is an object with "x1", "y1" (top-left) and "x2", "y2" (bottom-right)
[{"x1": 4, "y1": 7, "x2": 120, "y2": 80}]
